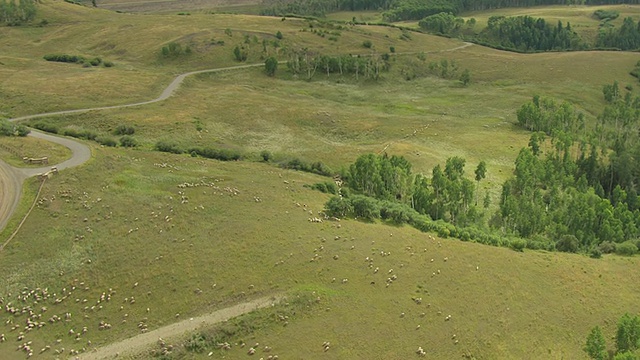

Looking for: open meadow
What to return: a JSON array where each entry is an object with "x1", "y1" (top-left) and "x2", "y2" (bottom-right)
[{"x1": 1, "y1": 1, "x2": 640, "y2": 359}]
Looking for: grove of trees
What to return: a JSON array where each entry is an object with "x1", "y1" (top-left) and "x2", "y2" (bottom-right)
[
  {"x1": 0, "y1": 0, "x2": 36, "y2": 26},
  {"x1": 585, "y1": 313, "x2": 640, "y2": 359}
]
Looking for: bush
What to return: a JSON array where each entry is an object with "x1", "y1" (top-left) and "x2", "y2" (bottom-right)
[
  {"x1": 32, "y1": 122, "x2": 59, "y2": 134},
  {"x1": 362, "y1": 40, "x2": 373, "y2": 48},
  {"x1": 599, "y1": 241, "x2": 617, "y2": 254},
  {"x1": 615, "y1": 241, "x2": 638, "y2": 256},
  {"x1": 324, "y1": 196, "x2": 352, "y2": 218},
  {"x1": 103, "y1": 61, "x2": 114, "y2": 67},
  {"x1": 260, "y1": 150, "x2": 272, "y2": 162},
  {"x1": 155, "y1": 141, "x2": 183, "y2": 154},
  {"x1": 43, "y1": 54, "x2": 85, "y2": 64},
  {"x1": 590, "y1": 248, "x2": 603, "y2": 259},
  {"x1": 113, "y1": 124, "x2": 135, "y2": 135},
  {"x1": 389, "y1": 46, "x2": 395, "y2": 53},
  {"x1": 89, "y1": 57, "x2": 102, "y2": 66},
  {"x1": 188, "y1": 147, "x2": 242, "y2": 161},
  {"x1": 96, "y1": 136, "x2": 117, "y2": 147},
  {"x1": 593, "y1": 9, "x2": 619, "y2": 21},
  {"x1": 556, "y1": 235, "x2": 579, "y2": 253},
  {"x1": 275, "y1": 30, "x2": 283, "y2": 39},
  {"x1": 351, "y1": 195, "x2": 380, "y2": 221},
  {"x1": 119, "y1": 135, "x2": 138, "y2": 148},
  {"x1": 509, "y1": 238, "x2": 527, "y2": 252}
]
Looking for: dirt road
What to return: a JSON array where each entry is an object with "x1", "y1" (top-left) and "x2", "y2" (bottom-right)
[{"x1": 76, "y1": 295, "x2": 282, "y2": 360}]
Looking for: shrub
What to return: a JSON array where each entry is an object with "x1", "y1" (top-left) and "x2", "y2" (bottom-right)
[
  {"x1": 89, "y1": 57, "x2": 102, "y2": 66},
  {"x1": 113, "y1": 124, "x2": 135, "y2": 135},
  {"x1": 32, "y1": 122, "x2": 59, "y2": 134},
  {"x1": 119, "y1": 135, "x2": 138, "y2": 148},
  {"x1": 556, "y1": 235, "x2": 579, "y2": 253},
  {"x1": 390, "y1": 46, "x2": 395, "y2": 53},
  {"x1": 324, "y1": 196, "x2": 352, "y2": 218},
  {"x1": 593, "y1": 9, "x2": 619, "y2": 21},
  {"x1": 96, "y1": 136, "x2": 117, "y2": 147},
  {"x1": 509, "y1": 238, "x2": 526, "y2": 252},
  {"x1": 599, "y1": 241, "x2": 617, "y2": 254},
  {"x1": 103, "y1": 61, "x2": 114, "y2": 67},
  {"x1": 260, "y1": 150, "x2": 272, "y2": 162},
  {"x1": 276, "y1": 30, "x2": 283, "y2": 39},
  {"x1": 362, "y1": 40, "x2": 373, "y2": 48},
  {"x1": 615, "y1": 241, "x2": 638, "y2": 256},
  {"x1": 351, "y1": 195, "x2": 380, "y2": 221},
  {"x1": 155, "y1": 141, "x2": 183, "y2": 154},
  {"x1": 590, "y1": 248, "x2": 602, "y2": 259},
  {"x1": 189, "y1": 147, "x2": 242, "y2": 161}
]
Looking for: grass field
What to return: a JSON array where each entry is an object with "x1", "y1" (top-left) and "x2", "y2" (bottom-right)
[
  {"x1": 0, "y1": 136, "x2": 71, "y2": 167},
  {"x1": 1, "y1": 148, "x2": 640, "y2": 360},
  {"x1": 2, "y1": 1, "x2": 640, "y2": 359}
]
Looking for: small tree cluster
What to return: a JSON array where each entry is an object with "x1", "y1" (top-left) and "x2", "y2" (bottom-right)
[{"x1": 0, "y1": 0, "x2": 36, "y2": 26}]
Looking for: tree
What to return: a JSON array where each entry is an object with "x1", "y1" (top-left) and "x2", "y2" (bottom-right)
[
  {"x1": 275, "y1": 30, "x2": 283, "y2": 39},
  {"x1": 233, "y1": 45, "x2": 247, "y2": 62},
  {"x1": 616, "y1": 313, "x2": 640, "y2": 354},
  {"x1": 324, "y1": 196, "x2": 352, "y2": 218},
  {"x1": 264, "y1": 57, "x2": 278, "y2": 77},
  {"x1": 474, "y1": 161, "x2": 487, "y2": 205},
  {"x1": 460, "y1": 68, "x2": 471, "y2": 86},
  {"x1": 584, "y1": 326, "x2": 607, "y2": 360}
]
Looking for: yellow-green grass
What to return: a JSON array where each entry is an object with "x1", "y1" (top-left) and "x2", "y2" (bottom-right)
[
  {"x1": 1, "y1": 147, "x2": 639, "y2": 359},
  {"x1": 326, "y1": 10, "x2": 385, "y2": 23},
  {"x1": 0, "y1": 0, "x2": 461, "y2": 117},
  {"x1": 92, "y1": 0, "x2": 262, "y2": 14},
  {"x1": 0, "y1": 135, "x2": 72, "y2": 167}
]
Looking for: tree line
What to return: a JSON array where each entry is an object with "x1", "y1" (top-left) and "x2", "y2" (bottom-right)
[
  {"x1": 286, "y1": 49, "x2": 391, "y2": 80},
  {"x1": 497, "y1": 85, "x2": 640, "y2": 254},
  {"x1": 261, "y1": 0, "x2": 640, "y2": 22},
  {"x1": 585, "y1": 313, "x2": 640, "y2": 360}
]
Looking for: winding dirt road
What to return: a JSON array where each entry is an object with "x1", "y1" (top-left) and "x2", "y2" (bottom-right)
[{"x1": 0, "y1": 41, "x2": 473, "y2": 357}]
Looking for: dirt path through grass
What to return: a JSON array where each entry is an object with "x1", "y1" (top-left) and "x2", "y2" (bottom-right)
[{"x1": 76, "y1": 295, "x2": 283, "y2": 360}]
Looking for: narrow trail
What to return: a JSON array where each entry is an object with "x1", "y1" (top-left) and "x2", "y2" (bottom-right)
[{"x1": 76, "y1": 295, "x2": 283, "y2": 360}]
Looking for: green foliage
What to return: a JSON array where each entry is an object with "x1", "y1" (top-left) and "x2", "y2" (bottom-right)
[
  {"x1": 161, "y1": 42, "x2": 190, "y2": 58},
  {"x1": 479, "y1": 16, "x2": 583, "y2": 52},
  {"x1": 308, "y1": 181, "x2": 337, "y2": 194},
  {"x1": 389, "y1": 46, "x2": 395, "y2": 53},
  {"x1": 260, "y1": 150, "x2": 272, "y2": 162},
  {"x1": 599, "y1": 241, "x2": 617, "y2": 254},
  {"x1": 597, "y1": 17, "x2": 640, "y2": 50},
  {"x1": 0, "y1": 0, "x2": 37, "y2": 26},
  {"x1": 188, "y1": 147, "x2": 242, "y2": 161},
  {"x1": 96, "y1": 136, "x2": 117, "y2": 147},
  {"x1": 603, "y1": 80, "x2": 620, "y2": 103},
  {"x1": 556, "y1": 235, "x2": 579, "y2": 253},
  {"x1": 351, "y1": 195, "x2": 380, "y2": 221},
  {"x1": 287, "y1": 49, "x2": 390, "y2": 81},
  {"x1": 383, "y1": 0, "x2": 460, "y2": 22},
  {"x1": 281, "y1": 158, "x2": 332, "y2": 176},
  {"x1": 155, "y1": 140, "x2": 184, "y2": 154},
  {"x1": 508, "y1": 238, "x2": 526, "y2": 252},
  {"x1": 264, "y1": 56, "x2": 278, "y2": 77},
  {"x1": 459, "y1": 68, "x2": 471, "y2": 86},
  {"x1": 362, "y1": 40, "x2": 372, "y2": 48},
  {"x1": 113, "y1": 124, "x2": 135, "y2": 136},
  {"x1": 119, "y1": 135, "x2": 138, "y2": 148},
  {"x1": 31, "y1": 122, "x2": 59, "y2": 134},
  {"x1": 275, "y1": 30, "x2": 283, "y2": 39},
  {"x1": 418, "y1": 12, "x2": 464, "y2": 35},
  {"x1": 324, "y1": 196, "x2": 352, "y2": 218},
  {"x1": 233, "y1": 45, "x2": 248, "y2": 62},
  {"x1": 0, "y1": 119, "x2": 29, "y2": 137},
  {"x1": 43, "y1": 54, "x2": 85, "y2": 64},
  {"x1": 614, "y1": 352, "x2": 639, "y2": 360},
  {"x1": 594, "y1": 9, "x2": 619, "y2": 21},
  {"x1": 62, "y1": 127, "x2": 97, "y2": 141},
  {"x1": 617, "y1": 313, "x2": 640, "y2": 354},
  {"x1": 585, "y1": 326, "x2": 608, "y2": 360},
  {"x1": 615, "y1": 241, "x2": 638, "y2": 256}
]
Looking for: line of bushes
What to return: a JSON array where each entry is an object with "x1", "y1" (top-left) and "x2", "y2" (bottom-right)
[
  {"x1": 43, "y1": 54, "x2": 114, "y2": 67},
  {"x1": 280, "y1": 158, "x2": 332, "y2": 176},
  {"x1": 31, "y1": 122, "x2": 121, "y2": 147},
  {"x1": 322, "y1": 193, "x2": 555, "y2": 253},
  {"x1": 155, "y1": 141, "x2": 242, "y2": 161},
  {"x1": 0, "y1": 119, "x2": 30, "y2": 137}
]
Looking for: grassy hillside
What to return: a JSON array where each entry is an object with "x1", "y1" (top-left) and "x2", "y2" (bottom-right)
[
  {"x1": 0, "y1": 147, "x2": 639, "y2": 359},
  {"x1": 2, "y1": 2, "x2": 640, "y2": 359}
]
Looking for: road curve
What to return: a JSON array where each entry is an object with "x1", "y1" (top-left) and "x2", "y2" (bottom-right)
[
  {"x1": 76, "y1": 295, "x2": 283, "y2": 360},
  {"x1": 0, "y1": 63, "x2": 267, "y2": 235}
]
